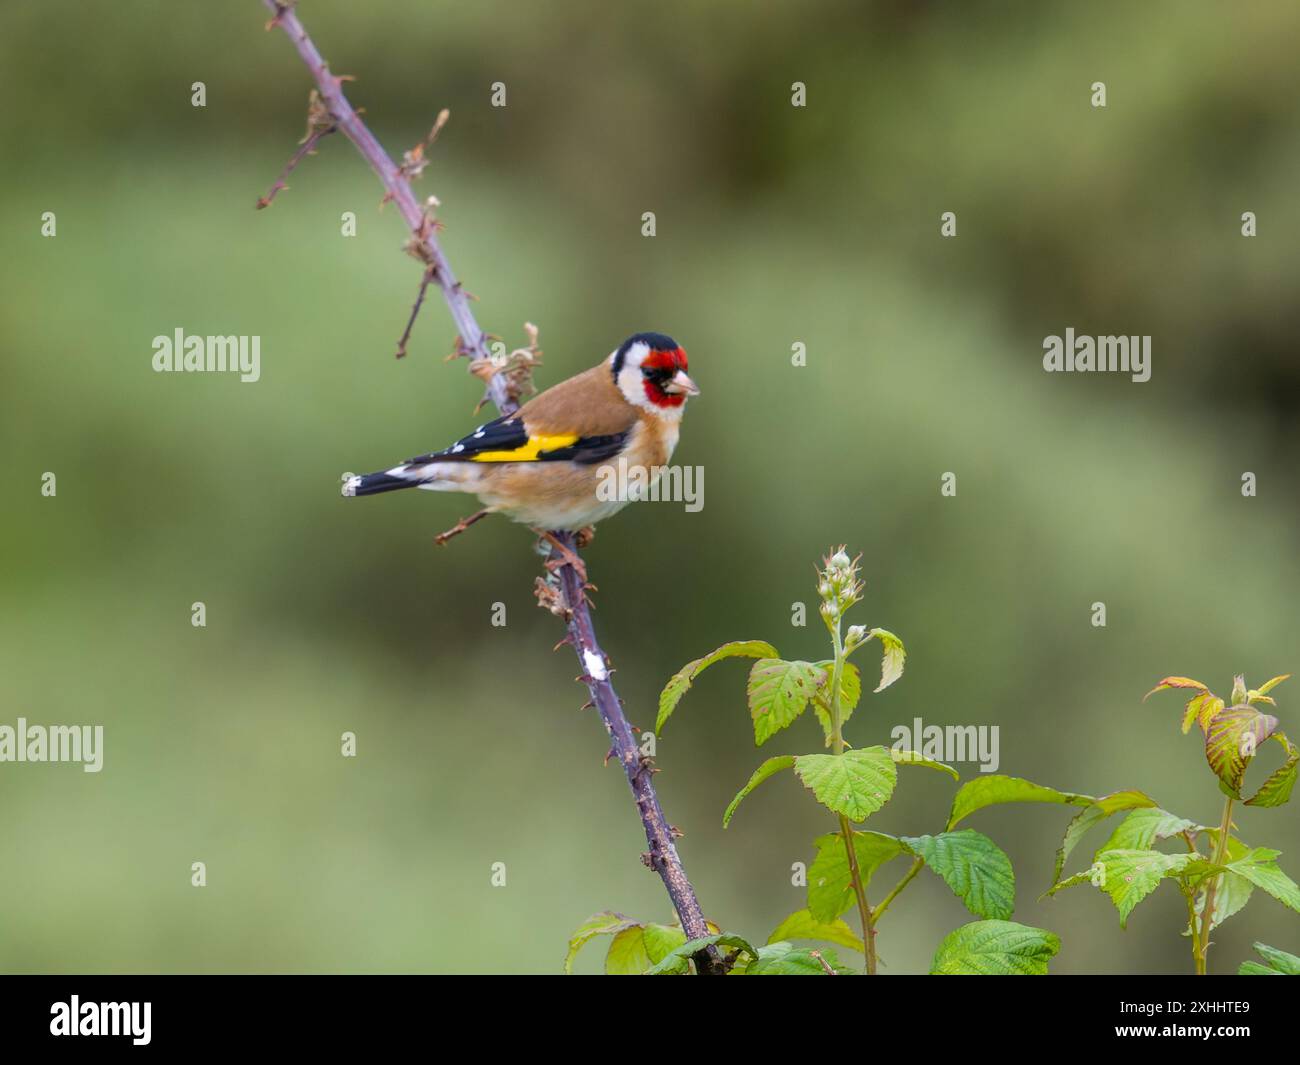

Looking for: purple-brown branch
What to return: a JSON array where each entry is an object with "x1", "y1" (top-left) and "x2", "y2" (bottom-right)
[
  {"x1": 255, "y1": 98, "x2": 335, "y2": 209},
  {"x1": 395, "y1": 266, "x2": 435, "y2": 359},
  {"x1": 259, "y1": 0, "x2": 723, "y2": 974},
  {"x1": 261, "y1": 0, "x2": 512, "y2": 413}
]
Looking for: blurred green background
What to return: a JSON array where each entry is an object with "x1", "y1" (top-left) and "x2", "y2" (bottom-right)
[{"x1": 1, "y1": 0, "x2": 1298, "y2": 974}]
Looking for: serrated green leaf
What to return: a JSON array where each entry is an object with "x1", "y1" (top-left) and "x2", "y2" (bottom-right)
[
  {"x1": 656, "y1": 640, "x2": 779, "y2": 734},
  {"x1": 1253, "y1": 674, "x2": 1292, "y2": 698},
  {"x1": 1089, "y1": 849, "x2": 1196, "y2": 928},
  {"x1": 1185, "y1": 871, "x2": 1253, "y2": 937},
  {"x1": 1205, "y1": 704, "x2": 1278, "y2": 796},
  {"x1": 808, "y1": 830, "x2": 905, "y2": 921},
  {"x1": 565, "y1": 911, "x2": 636, "y2": 973},
  {"x1": 1238, "y1": 941, "x2": 1300, "y2": 975},
  {"x1": 641, "y1": 923, "x2": 687, "y2": 965},
  {"x1": 1174, "y1": 834, "x2": 1252, "y2": 939},
  {"x1": 1245, "y1": 733, "x2": 1298, "y2": 808},
  {"x1": 863, "y1": 628, "x2": 905, "y2": 692},
  {"x1": 1051, "y1": 790, "x2": 1158, "y2": 887},
  {"x1": 1144, "y1": 676, "x2": 1209, "y2": 701},
  {"x1": 929, "y1": 920, "x2": 1060, "y2": 975},
  {"x1": 795, "y1": 747, "x2": 897, "y2": 821},
  {"x1": 1043, "y1": 867, "x2": 1096, "y2": 898},
  {"x1": 1226, "y1": 848, "x2": 1300, "y2": 915},
  {"x1": 1183, "y1": 692, "x2": 1224, "y2": 735},
  {"x1": 645, "y1": 933, "x2": 757, "y2": 975},
  {"x1": 891, "y1": 748, "x2": 960, "y2": 781},
  {"x1": 722, "y1": 755, "x2": 796, "y2": 828},
  {"x1": 1098, "y1": 807, "x2": 1198, "y2": 853},
  {"x1": 767, "y1": 909, "x2": 864, "y2": 953},
  {"x1": 947, "y1": 774, "x2": 1094, "y2": 830},
  {"x1": 902, "y1": 830, "x2": 1015, "y2": 920},
  {"x1": 748, "y1": 658, "x2": 824, "y2": 745},
  {"x1": 744, "y1": 942, "x2": 844, "y2": 974},
  {"x1": 811, "y1": 660, "x2": 860, "y2": 746},
  {"x1": 606, "y1": 925, "x2": 654, "y2": 975}
]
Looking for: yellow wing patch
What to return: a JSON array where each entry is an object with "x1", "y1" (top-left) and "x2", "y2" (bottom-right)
[{"x1": 469, "y1": 433, "x2": 580, "y2": 462}]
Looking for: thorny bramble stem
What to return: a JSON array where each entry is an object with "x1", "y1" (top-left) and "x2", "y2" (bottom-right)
[{"x1": 260, "y1": 0, "x2": 722, "y2": 975}]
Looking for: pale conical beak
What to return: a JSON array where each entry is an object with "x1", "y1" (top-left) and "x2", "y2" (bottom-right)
[{"x1": 664, "y1": 370, "x2": 700, "y2": 396}]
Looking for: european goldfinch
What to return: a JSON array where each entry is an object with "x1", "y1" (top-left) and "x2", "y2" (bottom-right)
[{"x1": 342, "y1": 332, "x2": 699, "y2": 534}]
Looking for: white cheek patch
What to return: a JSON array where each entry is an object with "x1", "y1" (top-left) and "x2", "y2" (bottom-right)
[{"x1": 614, "y1": 343, "x2": 652, "y2": 407}]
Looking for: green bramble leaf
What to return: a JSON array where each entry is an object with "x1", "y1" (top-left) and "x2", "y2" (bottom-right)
[
  {"x1": 1238, "y1": 942, "x2": 1300, "y2": 976},
  {"x1": 605, "y1": 921, "x2": 699, "y2": 974},
  {"x1": 1098, "y1": 807, "x2": 1198, "y2": 854},
  {"x1": 656, "y1": 640, "x2": 779, "y2": 734},
  {"x1": 1249, "y1": 674, "x2": 1291, "y2": 702},
  {"x1": 1182, "y1": 692, "x2": 1224, "y2": 735},
  {"x1": 1225, "y1": 848, "x2": 1300, "y2": 915},
  {"x1": 808, "y1": 830, "x2": 905, "y2": 921},
  {"x1": 1186, "y1": 870, "x2": 1253, "y2": 937},
  {"x1": 605, "y1": 925, "x2": 655, "y2": 975},
  {"x1": 767, "y1": 908, "x2": 864, "y2": 953},
  {"x1": 723, "y1": 755, "x2": 796, "y2": 828},
  {"x1": 1143, "y1": 676, "x2": 1209, "y2": 702},
  {"x1": 748, "y1": 659, "x2": 825, "y2": 746},
  {"x1": 1205, "y1": 703, "x2": 1278, "y2": 797},
  {"x1": 947, "y1": 774, "x2": 1094, "y2": 831},
  {"x1": 639, "y1": 923, "x2": 689, "y2": 965},
  {"x1": 902, "y1": 830, "x2": 1015, "y2": 920},
  {"x1": 795, "y1": 746, "x2": 897, "y2": 821},
  {"x1": 744, "y1": 942, "x2": 845, "y2": 974},
  {"x1": 645, "y1": 933, "x2": 757, "y2": 975},
  {"x1": 566, "y1": 914, "x2": 716, "y2": 974},
  {"x1": 811, "y1": 660, "x2": 860, "y2": 746},
  {"x1": 1087, "y1": 849, "x2": 1196, "y2": 928},
  {"x1": 1051, "y1": 790, "x2": 1157, "y2": 888},
  {"x1": 929, "y1": 920, "x2": 1060, "y2": 975},
  {"x1": 565, "y1": 911, "x2": 637, "y2": 973},
  {"x1": 863, "y1": 628, "x2": 905, "y2": 692},
  {"x1": 891, "y1": 748, "x2": 960, "y2": 781},
  {"x1": 1245, "y1": 733, "x2": 1298, "y2": 808}
]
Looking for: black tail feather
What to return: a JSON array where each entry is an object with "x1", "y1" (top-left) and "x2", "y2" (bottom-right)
[{"x1": 342, "y1": 470, "x2": 416, "y2": 497}]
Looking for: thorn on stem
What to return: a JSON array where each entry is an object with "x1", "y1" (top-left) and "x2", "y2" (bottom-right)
[
  {"x1": 395, "y1": 266, "x2": 436, "y2": 359},
  {"x1": 255, "y1": 89, "x2": 336, "y2": 209}
]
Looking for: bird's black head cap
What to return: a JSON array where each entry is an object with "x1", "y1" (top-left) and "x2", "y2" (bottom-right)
[{"x1": 612, "y1": 332, "x2": 679, "y2": 377}]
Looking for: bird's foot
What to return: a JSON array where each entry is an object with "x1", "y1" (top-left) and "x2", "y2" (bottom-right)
[
  {"x1": 574, "y1": 525, "x2": 596, "y2": 549},
  {"x1": 535, "y1": 530, "x2": 591, "y2": 588},
  {"x1": 434, "y1": 508, "x2": 491, "y2": 546}
]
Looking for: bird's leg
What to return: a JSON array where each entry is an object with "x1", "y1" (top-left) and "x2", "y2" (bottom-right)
[
  {"x1": 434, "y1": 508, "x2": 491, "y2": 546},
  {"x1": 574, "y1": 525, "x2": 596, "y2": 549},
  {"x1": 535, "y1": 529, "x2": 590, "y2": 587}
]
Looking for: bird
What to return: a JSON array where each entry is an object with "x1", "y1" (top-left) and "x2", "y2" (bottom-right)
[{"x1": 342, "y1": 332, "x2": 699, "y2": 568}]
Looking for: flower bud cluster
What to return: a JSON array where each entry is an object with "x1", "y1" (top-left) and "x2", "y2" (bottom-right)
[{"x1": 817, "y1": 546, "x2": 864, "y2": 627}]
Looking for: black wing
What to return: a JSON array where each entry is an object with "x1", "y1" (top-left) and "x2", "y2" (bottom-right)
[{"x1": 405, "y1": 414, "x2": 628, "y2": 465}]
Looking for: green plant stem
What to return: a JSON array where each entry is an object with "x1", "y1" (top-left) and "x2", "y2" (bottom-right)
[
  {"x1": 1196, "y1": 795, "x2": 1234, "y2": 975},
  {"x1": 872, "y1": 856, "x2": 924, "y2": 923},
  {"x1": 839, "y1": 812, "x2": 876, "y2": 972},
  {"x1": 1187, "y1": 889, "x2": 1205, "y2": 975},
  {"x1": 828, "y1": 619, "x2": 878, "y2": 974},
  {"x1": 1179, "y1": 833, "x2": 1206, "y2": 975}
]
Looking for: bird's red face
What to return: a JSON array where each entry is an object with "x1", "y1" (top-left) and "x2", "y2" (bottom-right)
[{"x1": 640, "y1": 346, "x2": 699, "y2": 408}]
